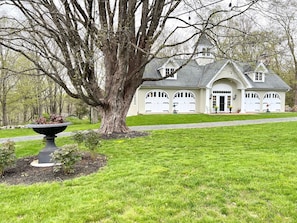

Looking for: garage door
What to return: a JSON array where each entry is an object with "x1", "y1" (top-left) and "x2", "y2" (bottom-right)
[
  {"x1": 145, "y1": 90, "x2": 169, "y2": 113},
  {"x1": 263, "y1": 92, "x2": 281, "y2": 112},
  {"x1": 245, "y1": 92, "x2": 260, "y2": 112},
  {"x1": 173, "y1": 91, "x2": 196, "y2": 113}
]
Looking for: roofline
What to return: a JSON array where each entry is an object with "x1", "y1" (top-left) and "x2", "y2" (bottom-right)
[
  {"x1": 248, "y1": 87, "x2": 291, "y2": 92},
  {"x1": 157, "y1": 58, "x2": 179, "y2": 71},
  {"x1": 206, "y1": 60, "x2": 252, "y2": 88},
  {"x1": 255, "y1": 62, "x2": 269, "y2": 73},
  {"x1": 139, "y1": 86, "x2": 200, "y2": 90}
]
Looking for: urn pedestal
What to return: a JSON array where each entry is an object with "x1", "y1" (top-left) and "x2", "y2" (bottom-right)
[{"x1": 27, "y1": 122, "x2": 71, "y2": 165}]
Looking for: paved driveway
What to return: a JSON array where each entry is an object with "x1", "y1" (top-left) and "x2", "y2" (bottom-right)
[{"x1": 1, "y1": 117, "x2": 297, "y2": 143}]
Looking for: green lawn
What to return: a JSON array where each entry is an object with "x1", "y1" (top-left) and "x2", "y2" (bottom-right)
[
  {"x1": 126, "y1": 112, "x2": 297, "y2": 126},
  {"x1": 1, "y1": 112, "x2": 297, "y2": 138},
  {"x1": 1, "y1": 121, "x2": 297, "y2": 222}
]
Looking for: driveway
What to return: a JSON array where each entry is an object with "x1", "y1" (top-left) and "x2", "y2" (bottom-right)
[{"x1": 1, "y1": 117, "x2": 297, "y2": 143}]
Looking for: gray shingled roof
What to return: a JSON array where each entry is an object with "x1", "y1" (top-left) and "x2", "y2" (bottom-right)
[
  {"x1": 142, "y1": 59, "x2": 203, "y2": 88},
  {"x1": 141, "y1": 58, "x2": 290, "y2": 91},
  {"x1": 197, "y1": 59, "x2": 228, "y2": 87}
]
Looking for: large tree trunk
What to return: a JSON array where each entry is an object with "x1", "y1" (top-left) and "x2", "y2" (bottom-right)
[
  {"x1": 100, "y1": 106, "x2": 129, "y2": 134},
  {"x1": 99, "y1": 81, "x2": 137, "y2": 134},
  {"x1": 99, "y1": 91, "x2": 133, "y2": 134},
  {"x1": 99, "y1": 38, "x2": 143, "y2": 134}
]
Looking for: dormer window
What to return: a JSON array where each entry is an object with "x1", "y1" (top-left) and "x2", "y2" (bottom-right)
[
  {"x1": 166, "y1": 68, "x2": 174, "y2": 76},
  {"x1": 254, "y1": 72, "x2": 265, "y2": 82},
  {"x1": 165, "y1": 68, "x2": 177, "y2": 79},
  {"x1": 202, "y1": 47, "x2": 211, "y2": 57},
  {"x1": 158, "y1": 58, "x2": 178, "y2": 79}
]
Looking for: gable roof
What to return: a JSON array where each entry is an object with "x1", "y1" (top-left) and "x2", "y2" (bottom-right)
[
  {"x1": 202, "y1": 60, "x2": 252, "y2": 89},
  {"x1": 142, "y1": 59, "x2": 203, "y2": 88},
  {"x1": 246, "y1": 68, "x2": 290, "y2": 91},
  {"x1": 141, "y1": 58, "x2": 291, "y2": 91}
]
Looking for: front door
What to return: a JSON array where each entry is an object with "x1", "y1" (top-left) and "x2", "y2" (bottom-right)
[{"x1": 219, "y1": 96, "x2": 225, "y2": 111}]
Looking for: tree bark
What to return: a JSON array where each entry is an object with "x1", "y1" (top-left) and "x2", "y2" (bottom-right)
[
  {"x1": 100, "y1": 104, "x2": 129, "y2": 134},
  {"x1": 99, "y1": 58, "x2": 139, "y2": 133},
  {"x1": 1, "y1": 100, "x2": 8, "y2": 126}
]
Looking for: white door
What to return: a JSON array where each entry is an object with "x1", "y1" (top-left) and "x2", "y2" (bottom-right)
[
  {"x1": 245, "y1": 92, "x2": 260, "y2": 112},
  {"x1": 212, "y1": 83, "x2": 232, "y2": 112},
  {"x1": 262, "y1": 92, "x2": 281, "y2": 112},
  {"x1": 145, "y1": 90, "x2": 169, "y2": 113},
  {"x1": 173, "y1": 91, "x2": 196, "y2": 113}
]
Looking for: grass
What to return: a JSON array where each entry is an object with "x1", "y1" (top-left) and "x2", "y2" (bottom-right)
[
  {"x1": 126, "y1": 112, "x2": 297, "y2": 126},
  {"x1": 1, "y1": 112, "x2": 297, "y2": 139},
  {"x1": 1, "y1": 120, "x2": 297, "y2": 222}
]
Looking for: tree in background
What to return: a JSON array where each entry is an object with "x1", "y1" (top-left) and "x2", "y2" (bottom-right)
[
  {"x1": 211, "y1": 3, "x2": 295, "y2": 106},
  {"x1": 0, "y1": 0, "x2": 260, "y2": 133},
  {"x1": 0, "y1": 46, "x2": 22, "y2": 125},
  {"x1": 255, "y1": 0, "x2": 297, "y2": 107}
]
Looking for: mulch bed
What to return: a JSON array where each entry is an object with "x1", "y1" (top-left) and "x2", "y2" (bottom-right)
[
  {"x1": 100, "y1": 131, "x2": 149, "y2": 139},
  {"x1": 0, "y1": 131, "x2": 149, "y2": 185},
  {"x1": 0, "y1": 152, "x2": 107, "y2": 185}
]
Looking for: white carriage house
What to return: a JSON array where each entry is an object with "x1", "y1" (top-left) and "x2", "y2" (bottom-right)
[{"x1": 127, "y1": 35, "x2": 290, "y2": 116}]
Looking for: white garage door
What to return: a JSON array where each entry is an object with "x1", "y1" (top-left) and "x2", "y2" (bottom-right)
[
  {"x1": 245, "y1": 92, "x2": 260, "y2": 112},
  {"x1": 173, "y1": 91, "x2": 196, "y2": 113},
  {"x1": 263, "y1": 92, "x2": 281, "y2": 112},
  {"x1": 145, "y1": 90, "x2": 169, "y2": 113}
]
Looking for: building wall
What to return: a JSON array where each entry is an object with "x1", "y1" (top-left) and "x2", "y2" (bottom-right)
[
  {"x1": 127, "y1": 62, "x2": 288, "y2": 116},
  {"x1": 127, "y1": 87, "x2": 287, "y2": 116},
  {"x1": 128, "y1": 88, "x2": 202, "y2": 115}
]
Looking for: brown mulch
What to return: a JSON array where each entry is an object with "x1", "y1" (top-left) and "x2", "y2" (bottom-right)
[
  {"x1": 0, "y1": 131, "x2": 149, "y2": 185},
  {"x1": 0, "y1": 152, "x2": 107, "y2": 185},
  {"x1": 100, "y1": 131, "x2": 149, "y2": 139}
]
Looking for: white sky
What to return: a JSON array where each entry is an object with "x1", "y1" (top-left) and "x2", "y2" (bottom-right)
[{"x1": 0, "y1": 4, "x2": 21, "y2": 18}]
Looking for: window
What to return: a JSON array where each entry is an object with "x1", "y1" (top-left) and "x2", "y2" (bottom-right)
[
  {"x1": 227, "y1": 95, "x2": 231, "y2": 107},
  {"x1": 165, "y1": 68, "x2": 177, "y2": 79},
  {"x1": 202, "y1": 47, "x2": 211, "y2": 56},
  {"x1": 264, "y1": 93, "x2": 280, "y2": 99},
  {"x1": 165, "y1": 68, "x2": 174, "y2": 76},
  {"x1": 246, "y1": 92, "x2": 260, "y2": 99},
  {"x1": 213, "y1": 90, "x2": 231, "y2": 94},
  {"x1": 254, "y1": 72, "x2": 264, "y2": 82},
  {"x1": 212, "y1": 95, "x2": 217, "y2": 108}
]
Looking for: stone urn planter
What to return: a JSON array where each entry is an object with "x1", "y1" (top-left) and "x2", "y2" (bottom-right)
[{"x1": 27, "y1": 116, "x2": 71, "y2": 166}]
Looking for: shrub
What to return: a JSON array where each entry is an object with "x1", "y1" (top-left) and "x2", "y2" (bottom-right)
[
  {"x1": 84, "y1": 130, "x2": 101, "y2": 153},
  {"x1": 72, "y1": 130, "x2": 101, "y2": 155},
  {"x1": 51, "y1": 144, "x2": 81, "y2": 174},
  {"x1": 72, "y1": 131, "x2": 85, "y2": 145},
  {"x1": 0, "y1": 141, "x2": 16, "y2": 176}
]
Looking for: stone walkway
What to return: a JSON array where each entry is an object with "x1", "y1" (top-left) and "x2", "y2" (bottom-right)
[{"x1": 1, "y1": 117, "x2": 297, "y2": 143}]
